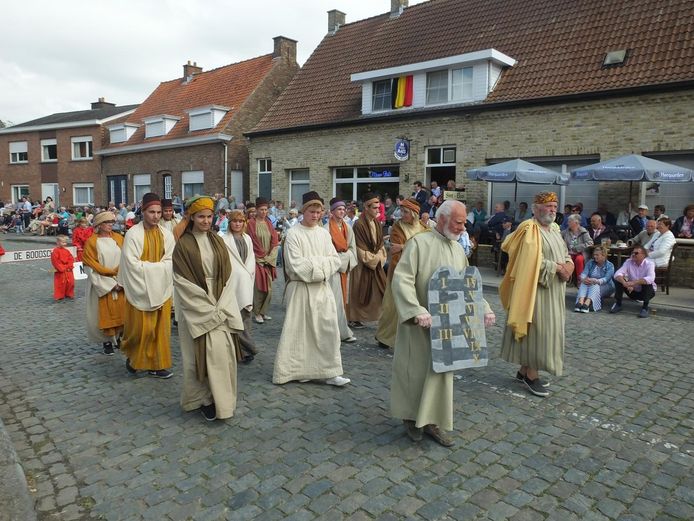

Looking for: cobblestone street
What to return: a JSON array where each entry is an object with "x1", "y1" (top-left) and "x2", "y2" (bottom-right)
[{"x1": 1, "y1": 251, "x2": 693, "y2": 520}]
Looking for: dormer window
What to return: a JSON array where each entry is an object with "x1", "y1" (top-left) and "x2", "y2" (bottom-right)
[
  {"x1": 353, "y1": 48, "x2": 515, "y2": 115},
  {"x1": 143, "y1": 115, "x2": 180, "y2": 138},
  {"x1": 108, "y1": 123, "x2": 140, "y2": 144},
  {"x1": 186, "y1": 105, "x2": 230, "y2": 131}
]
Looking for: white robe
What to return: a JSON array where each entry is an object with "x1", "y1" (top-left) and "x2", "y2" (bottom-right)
[
  {"x1": 273, "y1": 224, "x2": 343, "y2": 384},
  {"x1": 119, "y1": 222, "x2": 175, "y2": 311},
  {"x1": 174, "y1": 232, "x2": 244, "y2": 419},
  {"x1": 223, "y1": 233, "x2": 255, "y2": 310}
]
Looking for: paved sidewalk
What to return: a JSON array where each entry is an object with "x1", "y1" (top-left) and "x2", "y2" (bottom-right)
[{"x1": 1, "y1": 238, "x2": 693, "y2": 520}]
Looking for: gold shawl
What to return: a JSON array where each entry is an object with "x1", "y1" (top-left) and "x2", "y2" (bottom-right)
[{"x1": 499, "y1": 219, "x2": 542, "y2": 341}]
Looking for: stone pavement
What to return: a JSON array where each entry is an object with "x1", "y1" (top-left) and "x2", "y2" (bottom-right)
[{"x1": 0, "y1": 240, "x2": 693, "y2": 520}]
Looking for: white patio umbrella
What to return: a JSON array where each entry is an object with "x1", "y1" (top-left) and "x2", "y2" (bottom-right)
[{"x1": 466, "y1": 158, "x2": 569, "y2": 201}]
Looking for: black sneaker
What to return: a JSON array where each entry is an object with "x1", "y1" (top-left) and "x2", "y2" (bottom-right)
[
  {"x1": 580, "y1": 303, "x2": 590, "y2": 313},
  {"x1": 523, "y1": 376, "x2": 550, "y2": 397},
  {"x1": 574, "y1": 305, "x2": 581, "y2": 312},
  {"x1": 148, "y1": 369, "x2": 173, "y2": 379},
  {"x1": 200, "y1": 403, "x2": 216, "y2": 422},
  {"x1": 125, "y1": 358, "x2": 137, "y2": 375},
  {"x1": 349, "y1": 321, "x2": 366, "y2": 329},
  {"x1": 103, "y1": 342, "x2": 114, "y2": 356},
  {"x1": 610, "y1": 303, "x2": 622, "y2": 314},
  {"x1": 515, "y1": 371, "x2": 550, "y2": 388}
]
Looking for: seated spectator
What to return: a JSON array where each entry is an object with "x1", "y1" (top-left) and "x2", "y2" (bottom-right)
[
  {"x1": 628, "y1": 219, "x2": 657, "y2": 246},
  {"x1": 672, "y1": 204, "x2": 694, "y2": 238},
  {"x1": 575, "y1": 246, "x2": 615, "y2": 312},
  {"x1": 71, "y1": 218, "x2": 93, "y2": 261},
  {"x1": 616, "y1": 202, "x2": 636, "y2": 227},
  {"x1": 560, "y1": 204, "x2": 573, "y2": 230},
  {"x1": 457, "y1": 229, "x2": 474, "y2": 258},
  {"x1": 561, "y1": 214, "x2": 593, "y2": 281},
  {"x1": 596, "y1": 203, "x2": 617, "y2": 226},
  {"x1": 629, "y1": 204, "x2": 651, "y2": 235},
  {"x1": 486, "y1": 202, "x2": 507, "y2": 242},
  {"x1": 424, "y1": 195, "x2": 439, "y2": 219},
  {"x1": 652, "y1": 204, "x2": 666, "y2": 220},
  {"x1": 214, "y1": 208, "x2": 229, "y2": 235},
  {"x1": 513, "y1": 201, "x2": 532, "y2": 224},
  {"x1": 503, "y1": 200, "x2": 514, "y2": 219},
  {"x1": 644, "y1": 218, "x2": 676, "y2": 268},
  {"x1": 494, "y1": 216, "x2": 514, "y2": 273},
  {"x1": 420, "y1": 212, "x2": 436, "y2": 229},
  {"x1": 430, "y1": 181, "x2": 442, "y2": 199},
  {"x1": 611, "y1": 245, "x2": 656, "y2": 318},
  {"x1": 588, "y1": 213, "x2": 618, "y2": 245}
]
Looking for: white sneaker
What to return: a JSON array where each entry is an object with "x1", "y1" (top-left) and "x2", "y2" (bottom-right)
[
  {"x1": 325, "y1": 376, "x2": 350, "y2": 386},
  {"x1": 254, "y1": 314, "x2": 264, "y2": 324},
  {"x1": 262, "y1": 315, "x2": 272, "y2": 321},
  {"x1": 298, "y1": 379, "x2": 310, "y2": 383},
  {"x1": 343, "y1": 336, "x2": 357, "y2": 343}
]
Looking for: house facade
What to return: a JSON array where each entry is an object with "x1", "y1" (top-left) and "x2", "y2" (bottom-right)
[
  {"x1": 98, "y1": 36, "x2": 298, "y2": 207},
  {"x1": 247, "y1": 0, "x2": 694, "y2": 217},
  {"x1": 0, "y1": 99, "x2": 137, "y2": 207}
]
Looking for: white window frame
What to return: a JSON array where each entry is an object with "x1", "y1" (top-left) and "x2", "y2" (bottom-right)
[
  {"x1": 371, "y1": 79, "x2": 392, "y2": 112},
  {"x1": 143, "y1": 115, "x2": 180, "y2": 138},
  {"x1": 258, "y1": 158, "x2": 272, "y2": 200},
  {"x1": 427, "y1": 67, "x2": 474, "y2": 105},
  {"x1": 11, "y1": 185, "x2": 30, "y2": 203},
  {"x1": 9, "y1": 141, "x2": 28, "y2": 164},
  {"x1": 181, "y1": 170, "x2": 204, "y2": 199},
  {"x1": 108, "y1": 123, "x2": 139, "y2": 144},
  {"x1": 71, "y1": 136, "x2": 93, "y2": 160},
  {"x1": 332, "y1": 166, "x2": 400, "y2": 201},
  {"x1": 425, "y1": 146, "x2": 457, "y2": 167},
  {"x1": 41, "y1": 138, "x2": 57, "y2": 162},
  {"x1": 187, "y1": 105, "x2": 230, "y2": 131},
  {"x1": 288, "y1": 169, "x2": 310, "y2": 207},
  {"x1": 133, "y1": 174, "x2": 151, "y2": 203},
  {"x1": 73, "y1": 183, "x2": 95, "y2": 206}
]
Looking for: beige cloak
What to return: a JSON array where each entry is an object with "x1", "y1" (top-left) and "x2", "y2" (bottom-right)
[
  {"x1": 174, "y1": 231, "x2": 244, "y2": 419},
  {"x1": 272, "y1": 224, "x2": 343, "y2": 384},
  {"x1": 324, "y1": 220, "x2": 358, "y2": 340},
  {"x1": 390, "y1": 230, "x2": 492, "y2": 431},
  {"x1": 84, "y1": 236, "x2": 123, "y2": 342}
]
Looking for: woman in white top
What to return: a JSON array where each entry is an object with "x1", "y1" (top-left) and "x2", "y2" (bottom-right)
[{"x1": 644, "y1": 218, "x2": 676, "y2": 268}]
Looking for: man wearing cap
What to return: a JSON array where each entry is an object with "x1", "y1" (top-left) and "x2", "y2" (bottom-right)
[
  {"x1": 499, "y1": 191, "x2": 573, "y2": 397},
  {"x1": 159, "y1": 199, "x2": 181, "y2": 234},
  {"x1": 247, "y1": 198, "x2": 279, "y2": 323},
  {"x1": 347, "y1": 193, "x2": 387, "y2": 328},
  {"x1": 390, "y1": 200, "x2": 495, "y2": 446},
  {"x1": 630, "y1": 205, "x2": 651, "y2": 236},
  {"x1": 324, "y1": 198, "x2": 358, "y2": 344},
  {"x1": 119, "y1": 193, "x2": 176, "y2": 379},
  {"x1": 273, "y1": 191, "x2": 350, "y2": 386},
  {"x1": 376, "y1": 197, "x2": 428, "y2": 349}
]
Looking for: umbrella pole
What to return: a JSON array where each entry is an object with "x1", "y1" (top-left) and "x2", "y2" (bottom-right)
[{"x1": 514, "y1": 182, "x2": 518, "y2": 205}]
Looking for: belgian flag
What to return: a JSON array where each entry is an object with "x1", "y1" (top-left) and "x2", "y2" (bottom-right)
[{"x1": 391, "y1": 75, "x2": 413, "y2": 109}]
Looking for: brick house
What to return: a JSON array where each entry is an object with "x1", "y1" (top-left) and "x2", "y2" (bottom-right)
[
  {"x1": 98, "y1": 36, "x2": 299, "y2": 207},
  {"x1": 247, "y1": 0, "x2": 694, "y2": 217},
  {"x1": 0, "y1": 99, "x2": 137, "y2": 207}
]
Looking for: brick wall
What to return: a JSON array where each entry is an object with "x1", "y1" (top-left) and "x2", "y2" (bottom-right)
[
  {"x1": 248, "y1": 89, "x2": 694, "y2": 216},
  {"x1": 0, "y1": 125, "x2": 104, "y2": 207}
]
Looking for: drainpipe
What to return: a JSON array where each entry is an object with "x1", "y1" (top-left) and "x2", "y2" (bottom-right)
[{"x1": 223, "y1": 143, "x2": 229, "y2": 197}]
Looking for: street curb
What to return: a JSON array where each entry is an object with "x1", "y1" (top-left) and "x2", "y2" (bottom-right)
[{"x1": 0, "y1": 416, "x2": 37, "y2": 521}]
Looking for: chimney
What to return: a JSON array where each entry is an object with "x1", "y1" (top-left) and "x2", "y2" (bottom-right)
[
  {"x1": 273, "y1": 36, "x2": 297, "y2": 63},
  {"x1": 327, "y1": 9, "x2": 346, "y2": 34},
  {"x1": 390, "y1": 0, "x2": 408, "y2": 18},
  {"x1": 91, "y1": 97, "x2": 115, "y2": 110},
  {"x1": 183, "y1": 60, "x2": 203, "y2": 80}
]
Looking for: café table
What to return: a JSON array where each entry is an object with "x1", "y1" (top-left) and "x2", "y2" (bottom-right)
[{"x1": 608, "y1": 244, "x2": 634, "y2": 268}]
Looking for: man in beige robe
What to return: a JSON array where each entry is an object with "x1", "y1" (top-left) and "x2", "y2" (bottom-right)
[
  {"x1": 347, "y1": 193, "x2": 387, "y2": 328},
  {"x1": 324, "y1": 197, "x2": 358, "y2": 343},
  {"x1": 499, "y1": 191, "x2": 573, "y2": 397},
  {"x1": 273, "y1": 191, "x2": 350, "y2": 386},
  {"x1": 391, "y1": 200, "x2": 495, "y2": 447},
  {"x1": 160, "y1": 198, "x2": 181, "y2": 234}
]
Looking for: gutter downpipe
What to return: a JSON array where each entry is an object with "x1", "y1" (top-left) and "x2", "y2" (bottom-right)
[{"x1": 223, "y1": 143, "x2": 229, "y2": 198}]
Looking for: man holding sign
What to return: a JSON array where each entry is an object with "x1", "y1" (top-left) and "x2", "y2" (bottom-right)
[{"x1": 390, "y1": 200, "x2": 495, "y2": 447}]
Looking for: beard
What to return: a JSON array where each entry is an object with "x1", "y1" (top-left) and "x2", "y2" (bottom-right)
[
  {"x1": 442, "y1": 228, "x2": 462, "y2": 241},
  {"x1": 536, "y1": 212, "x2": 556, "y2": 226}
]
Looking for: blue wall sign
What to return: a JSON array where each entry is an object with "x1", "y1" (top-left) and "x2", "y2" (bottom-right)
[{"x1": 394, "y1": 139, "x2": 409, "y2": 161}]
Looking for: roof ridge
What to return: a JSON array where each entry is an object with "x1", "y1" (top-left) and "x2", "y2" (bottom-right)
[{"x1": 158, "y1": 53, "x2": 274, "y2": 87}]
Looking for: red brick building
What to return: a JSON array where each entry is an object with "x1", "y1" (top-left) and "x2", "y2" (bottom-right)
[
  {"x1": 98, "y1": 36, "x2": 298, "y2": 207},
  {"x1": 0, "y1": 99, "x2": 137, "y2": 207}
]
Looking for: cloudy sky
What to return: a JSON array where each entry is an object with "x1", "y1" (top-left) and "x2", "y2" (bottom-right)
[{"x1": 0, "y1": 0, "x2": 426, "y2": 126}]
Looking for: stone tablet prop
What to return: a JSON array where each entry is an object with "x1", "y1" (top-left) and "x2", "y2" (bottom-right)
[{"x1": 428, "y1": 266, "x2": 488, "y2": 373}]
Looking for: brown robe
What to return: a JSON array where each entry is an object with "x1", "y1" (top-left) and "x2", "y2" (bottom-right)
[{"x1": 347, "y1": 216, "x2": 387, "y2": 322}]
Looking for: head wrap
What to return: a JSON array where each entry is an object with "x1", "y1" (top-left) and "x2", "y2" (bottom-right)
[
  {"x1": 329, "y1": 197, "x2": 346, "y2": 212},
  {"x1": 362, "y1": 192, "x2": 380, "y2": 205},
  {"x1": 400, "y1": 197, "x2": 420, "y2": 215},
  {"x1": 93, "y1": 211, "x2": 116, "y2": 228},
  {"x1": 255, "y1": 197, "x2": 269, "y2": 209},
  {"x1": 302, "y1": 191, "x2": 324, "y2": 212},
  {"x1": 161, "y1": 198, "x2": 173, "y2": 209},
  {"x1": 185, "y1": 196, "x2": 215, "y2": 216},
  {"x1": 141, "y1": 192, "x2": 161, "y2": 210},
  {"x1": 533, "y1": 191, "x2": 558, "y2": 204}
]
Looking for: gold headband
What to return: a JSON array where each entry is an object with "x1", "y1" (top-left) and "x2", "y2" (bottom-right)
[
  {"x1": 534, "y1": 191, "x2": 559, "y2": 204},
  {"x1": 400, "y1": 199, "x2": 420, "y2": 214},
  {"x1": 187, "y1": 196, "x2": 215, "y2": 215}
]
